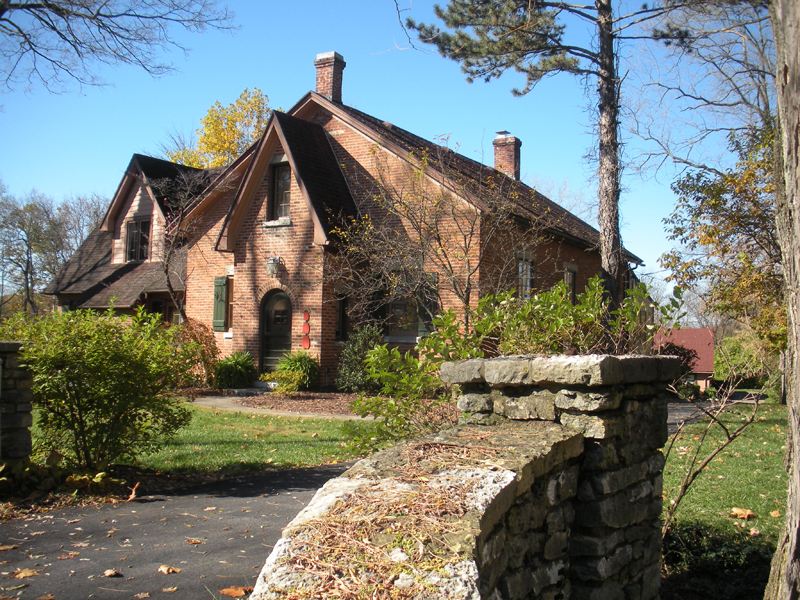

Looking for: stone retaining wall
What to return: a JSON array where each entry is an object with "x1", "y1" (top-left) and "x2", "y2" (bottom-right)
[
  {"x1": 0, "y1": 341, "x2": 33, "y2": 461},
  {"x1": 252, "y1": 355, "x2": 680, "y2": 600}
]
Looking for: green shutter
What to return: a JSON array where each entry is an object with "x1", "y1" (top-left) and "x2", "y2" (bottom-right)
[{"x1": 213, "y1": 276, "x2": 228, "y2": 332}]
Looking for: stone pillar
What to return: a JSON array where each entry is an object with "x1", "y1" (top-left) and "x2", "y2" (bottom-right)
[
  {"x1": 441, "y1": 354, "x2": 680, "y2": 600},
  {"x1": 0, "y1": 342, "x2": 33, "y2": 460}
]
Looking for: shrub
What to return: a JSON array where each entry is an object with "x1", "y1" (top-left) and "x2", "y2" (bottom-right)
[
  {"x1": 214, "y1": 351, "x2": 255, "y2": 389},
  {"x1": 277, "y1": 351, "x2": 319, "y2": 390},
  {"x1": 259, "y1": 370, "x2": 304, "y2": 394},
  {"x1": 335, "y1": 323, "x2": 383, "y2": 392},
  {"x1": 0, "y1": 307, "x2": 201, "y2": 470}
]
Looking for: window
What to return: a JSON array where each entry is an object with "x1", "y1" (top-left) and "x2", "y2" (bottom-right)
[
  {"x1": 335, "y1": 297, "x2": 349, "y2": 341},
  {"x1": 127, "y1": 220, "x2": 150, "y2": 262},
  {"x1": 518, "y1": 257, "x2": 534, "y2": 300},
  {"x1": 269, "y1": 164, "x2": 291, "y2": 220},
  {"x1": 384, "y1": 274, "x2": 438, "y2": 339},
  {"x1": 564, "y1": 265, "x2": 577, "y2": 304}
]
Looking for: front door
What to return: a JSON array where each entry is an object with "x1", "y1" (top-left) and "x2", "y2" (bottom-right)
[{"x1": 261, "y1": 291, "x2": 292, "y2": 372}]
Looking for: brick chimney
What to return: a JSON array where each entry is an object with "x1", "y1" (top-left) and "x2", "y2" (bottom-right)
[
  {"x1": 493, "y1": 131, "x2": 522, "y2": 180},
  {"x1": 314, "y1": 51, "x2": 346, "y2": 103}
]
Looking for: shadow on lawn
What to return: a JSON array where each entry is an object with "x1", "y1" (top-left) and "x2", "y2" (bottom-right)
[{"x1": 662, "y1": 522, "x2": 775, "y2": 600}]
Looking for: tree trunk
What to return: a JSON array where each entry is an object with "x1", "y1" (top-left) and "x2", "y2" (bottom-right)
[
  {"x1": 595, "y1": 0, "x2": 623, "y2": 307},
  {"x1": 764, "y1": 0, "x2": 800, "y2": 597}
]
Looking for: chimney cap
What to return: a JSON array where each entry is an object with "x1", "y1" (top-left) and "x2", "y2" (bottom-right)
[
  {"x1": 315, "y1": 51, "x2": 344, "y2": 63},
  {"x1": 495, "y1": 130, "x2": 511, "y2": 137}
]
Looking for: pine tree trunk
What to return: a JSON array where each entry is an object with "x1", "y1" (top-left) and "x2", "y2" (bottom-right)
[
  {"x1": 595, "y1": 0, "x2": 623, "y2": 306},
  {"x1": 764, "y1": 0, "x2": 800, "y2": 597}
]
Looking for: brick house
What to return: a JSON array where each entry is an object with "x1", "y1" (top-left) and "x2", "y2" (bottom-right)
[{"x1": 47, "y1": 52, "x2": 641, "y2": 384}]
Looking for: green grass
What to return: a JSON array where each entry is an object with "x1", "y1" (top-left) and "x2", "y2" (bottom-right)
[
  {"x1": 130, "y1": 405, "x2": 355, "y2": 474},
  {"x1": 661, "y1": 404, "x2": 787, "y2": 599},
  {"x1": 664, "y1": 403, "x2": 787, "y2": 541}
]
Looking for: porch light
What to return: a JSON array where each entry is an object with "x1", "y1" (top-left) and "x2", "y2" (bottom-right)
[{"x1": 266, "y1": 255, "x2": 282, "y2": 276}]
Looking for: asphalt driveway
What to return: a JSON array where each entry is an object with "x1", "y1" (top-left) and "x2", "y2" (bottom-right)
[{"x1": 0, "y1": 463, "x2": 350, "y2": 600}]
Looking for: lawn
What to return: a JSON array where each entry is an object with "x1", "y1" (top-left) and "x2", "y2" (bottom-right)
[
  {"x1": 130, "y1": 404, "x2": 355, "y2": 475},
  {"x1": 661, "y1": 403, "x2": 788, "y2": 600}
]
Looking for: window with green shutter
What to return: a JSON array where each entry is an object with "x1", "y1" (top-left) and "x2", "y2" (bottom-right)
[{"x1": 213, "y1": 276, "x2": 229, "y2": 332}]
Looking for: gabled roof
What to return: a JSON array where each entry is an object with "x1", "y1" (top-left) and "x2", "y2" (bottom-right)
[
  {"x1": 101, "y1": 154, "x2": 206, "y2": 233},
  {"x1": 216, "y1": 111, "x2": 356, "y2": 251},
  {"x1": 43, "y1": 229, "x2": 186, "y2": 308},
  {"x1": 288, "y1": 92, "x2": 641, "y2": 263}
]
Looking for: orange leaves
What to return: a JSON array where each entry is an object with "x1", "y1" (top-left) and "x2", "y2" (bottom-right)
[
  {"x1": 219, "y1": 586, "x2": 254, "y2": 598},
  {"x1": 730, "y1": 507, "x2": 756, "y2": 520},
  {"x1": 157, "y1": 565, "x2": 181, "y2": 575}
]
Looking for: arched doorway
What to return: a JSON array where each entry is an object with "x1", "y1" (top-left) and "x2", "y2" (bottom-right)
[{"x1": 260, "y1": 290, "x2": 292, "y2": 372}]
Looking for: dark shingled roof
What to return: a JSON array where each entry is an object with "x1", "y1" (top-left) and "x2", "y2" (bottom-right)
[
  {"x1": 273, "y1": 111, "x2": 358, "y2": 232},
  {"x1": 335, "y1": 103, "x2": 640, "y2": 262},
  {"x1": 44, "y1": 227, "x2": 186, "y2": 308}
]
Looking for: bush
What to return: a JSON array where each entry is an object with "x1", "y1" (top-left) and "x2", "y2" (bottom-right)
[
  {"x1": 259, "y1": 370, "x2": 304, "y2": 394},
  {"x1": 335, "y1": 323, "x2": 383, "y2": 392},
  {"x1": 277, "y1": 351, "x2": 319, "y2": 390},
  {"x1": 214, "y1": 351, "x2": 255, "y2": 389},
  {"x1": 0, "y1": 307, "x2": 201, "y2": 470}
]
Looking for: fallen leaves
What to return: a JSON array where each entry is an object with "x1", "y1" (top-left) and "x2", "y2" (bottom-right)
[
  {"x1": 103, "y1": 569, "x2": 122, "y2": 577},
  {"x1": 162, "y1": 587, "x2": 178, "y2": 593},
  {"x1": 37, "y1": 595, "x2": 56, "y2": 600},
  {"x1": 730, "y1": 507, "x2": 756, "y2": 520},
  {"x1": 12, "y1": 568, "x2": 40, "y2": 579},
  {"x1": 57, "y1": 551, "x2": 80, "y2": 560},
  {"x1": 134, "y1": 593, "x2": 150, "y2": 599},
  {"x1": 185, "y1": 538, "x2": 204, "y2": 545},
  {"x1": 219, "y1": 586, "x2": 254, "y2": 598},
  {"x1": 771, "y1": 510, "x2": 782, "y2": 518},
  {"x1": 157, "y1": 565, "x2": 180, "y2": 574},
  {"x1": 0, "y1": 545, "x2": 19, "y2": 552}
]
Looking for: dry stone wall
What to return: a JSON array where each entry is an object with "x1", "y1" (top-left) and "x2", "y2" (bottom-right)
[
  {"x1": 0, "y1": 342, "x2": 32, "y2": 460},
  {"x1": 252, "y1": 355, "x2": 680, "y2": 600}
]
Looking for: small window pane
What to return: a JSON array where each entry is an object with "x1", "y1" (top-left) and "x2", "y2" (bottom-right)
[{"x1": 273, "y1": 165, "x2": 291, "y2": 219}]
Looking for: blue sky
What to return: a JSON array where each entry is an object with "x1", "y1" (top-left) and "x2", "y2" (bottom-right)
[{"x1": 0, "y1": 1, "x2": 682, "y2": 281}]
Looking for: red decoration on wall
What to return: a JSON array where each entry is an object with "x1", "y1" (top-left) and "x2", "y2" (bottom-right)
[
  {"x1": 302, "y1": 310, "x2": 311, "y2": 348},
  {"x1": 303, "y1": 311, "x2": 310, "y2": 322},
  {"x1": 302, "y1": 322, "x2": 310, "y2": 335},
  {"x1": 301, "y1": 336, "x2": 311, "y2": 349}
]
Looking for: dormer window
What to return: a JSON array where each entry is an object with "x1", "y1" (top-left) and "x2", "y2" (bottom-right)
[
  {"x1": 127, "y1": 220, "x2": 150, "y2": 262},
  {"x1": 269, "y1": 164, "x2": 291, "y2": 220}
]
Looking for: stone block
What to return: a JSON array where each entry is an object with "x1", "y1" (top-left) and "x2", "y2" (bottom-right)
[
  {"x1": 505, "y1": 536, "x2": 530, "y2": 570},
  {"x1": 590, "y1": 460, "x2": 649, "y2": 496},
  {"x1": 544, "y1": 530, "x2": 569, "y2": 560},
  {"x1": 570, "y1": 529, "x2": 625, "y2": 557},
  {"x1": 457, "y1": 393, "x2": 493, "y2": 413},
  {"x1": 1, "y1": 429, "x2": 32, "y2": 459},
  {"x1": 555, "y1": 388, "x2": 622, "y2": 412},
  {"x1": 499, "y1": 567, "x2": 533, "y2": 600},
  {"x1": 622, "y1": 384, "x2": 658, "y2": 398},
  {"x1": 532, "y1": 560, "x2": 565, "y2": 596},
  {"x1": 484, "y1": 356, "x2": 533, "y2": 387},
  {"x1": 582, "y1": 440, "x2": 620, "y2": 470},
  {"x1": 492, "y1": 388, "x2": 556, "y2": 420},
  {"x1": 1, "y1": 412, "x2": 32, "y2": 428},
  {"x1": 547, "y1": 465, "x2": 579, "y2": 505},
  {"x1": 15, "y1": 403, "x2": 32, "y2": 413},
  {"x1": 561, "y1": 412, "x2": 625, "y2": 439},
  {"x1": 14, "y1": 376, "x2": 32, "y2": 390},
  {"x1": 0, "y1": 389, "x2": 32, "y2": 403},
  {"x1": 459, "y1": 412, "x2": 503, "y2": 426},
  {"x1": 570, "y1": 544, "x2": 632, "y2": 581},
  {"x1": 640, "y1": 562, "x2": 661, "y2": 600},
  {"x1": 478, "y1": 529, "x2": 507, "y2": 567},
  {"x1": 571, "y1": 580, "x2": 625, "y2": 600},
  {"x1": 574, "y1": 492, "x2": 646, "y2": 529},
  {"x1": 627, "y1": 480, "x2": 654, "y2": 503},
  {"x1": 440, "y1": 359, "x2": 485, "y2": 384}
]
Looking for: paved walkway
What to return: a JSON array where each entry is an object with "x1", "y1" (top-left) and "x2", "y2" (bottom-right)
[{"x1": 190, "y1": 395, "x2": 367, "y2": 421}]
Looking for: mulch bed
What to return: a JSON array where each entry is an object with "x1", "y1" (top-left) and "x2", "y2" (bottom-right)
[{"x1": 236, "y1": 391, "x2": 360, "y2": 415}]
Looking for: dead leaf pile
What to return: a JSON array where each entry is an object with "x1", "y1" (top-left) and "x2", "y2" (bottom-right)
[{"x1": 219, "y1": 586, "x2": 254, "y2": 598}]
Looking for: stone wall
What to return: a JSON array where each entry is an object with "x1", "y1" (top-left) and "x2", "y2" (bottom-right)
[
  {"x1": 0, "y1": 342, "x2": 33, "y2": 461},
  {"x1": 251, "y1": 355, "x2": 680, "y2": 600}
]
